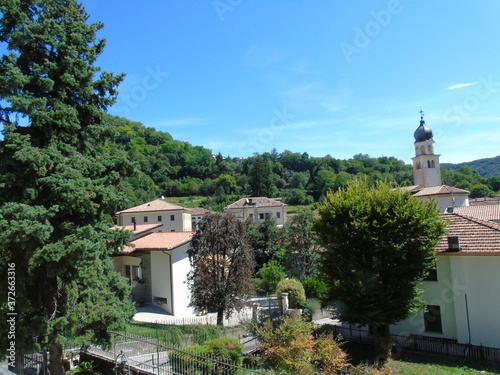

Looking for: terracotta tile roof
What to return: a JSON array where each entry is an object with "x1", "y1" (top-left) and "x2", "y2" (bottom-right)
[
  {"x1": 121, "y1": 232, "x2": 194, "y2": 254},
  {"x1": 413, "y1": 185, "x2": 470, "y2": 197},
  {"x1": 111, "y1": 224, "x2": 163, "y2": 235},
  {"x1": 116, "y1": 199, "x2": 188, "y2": 214},
  {"x1": 437, "y1": 213, "x2": 500, "y2": 254},
  {"x1": 190, "y1": 208, "x2": 211, "y2": 216},
  {"x1": 225, "y1": 197, "x2": 287, "y2": 210},
  {"x1": 453, "y1": 205, "x2": 500, "y2": 222},
  {"x1": 399, "y1": 185, "x2": 422, "y2": 194},
  {"x1": 469, "y1": 197, "x2": 500, "y2": 206}
]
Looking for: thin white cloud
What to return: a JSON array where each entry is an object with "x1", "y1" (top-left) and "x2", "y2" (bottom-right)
[{"x1": 447, "y1": 82, "x2": 478, "y2": 90}]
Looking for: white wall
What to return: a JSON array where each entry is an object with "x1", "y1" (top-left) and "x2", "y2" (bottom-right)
[
  {"x1": 170, "y1": 244, "x2": 195, "y2": 317},
  {"x1": 449, "y1": 255, "x2": 500, "y2": 348},
  {"x1": 393, "y1": 255, "x2": 500, "y2": 349},
  {"x1": 119, "y1": 211, "x2": 191, "y2": 232},
  {"x1": 417, "y1": 194, "x2": 469, "y2": 213},
  {"x1": 150, "y1": 251, "x2": 173, "y2": 314}
]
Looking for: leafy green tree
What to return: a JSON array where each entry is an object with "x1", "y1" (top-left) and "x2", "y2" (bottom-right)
[
  {"x1": 256, "y1": 260, "x2": 285, "y2": 295},
  {"x1": 283, "y1": 208, "x2": 320, "y2": 280},
  {"x1": 245, "y1": 216, "x2": 284, "y2": 270},
  {"x1": 187, "y1": 213, "x2": 255, "y2": 326},
  {"x1": 469, "y1": 183, "x2": 494, "y2": 199},
  {"x1": 0, "y1": 1, "x2": 134, "y2": 373},
  {"x1": 248, "y1": 154, "x2": 277, "y2": 197},
  {"x1": 313, "y1": 180, "x2": 447, "y2": 362}
]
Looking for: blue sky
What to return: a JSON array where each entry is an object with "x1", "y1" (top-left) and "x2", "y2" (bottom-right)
[{"x1": 84, "y1": 0, "x2": 500, "y2": 164}]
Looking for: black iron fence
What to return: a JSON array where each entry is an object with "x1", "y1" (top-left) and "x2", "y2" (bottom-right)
[{"x1": 331, "y1": 325, "x2": 500, "y2": 363}]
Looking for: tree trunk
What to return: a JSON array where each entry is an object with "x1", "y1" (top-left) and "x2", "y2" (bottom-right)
[
  {"x1": 49, "y1": 342, "x2": 64, "y2": 375},
  {"x1": 371, "y1": 324, "x2": 391, "y2": 366},
  {"x1": 216, "y1": 308, "x2": 224, "y2": 326}
]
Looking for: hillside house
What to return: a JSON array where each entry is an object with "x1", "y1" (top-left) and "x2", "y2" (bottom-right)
[
  {"x1": 224, "y1": 197, "x2": 288, "y2": 227},
  {"x1": 113, "y1": 199, "x2": 196, "y2": 317},
  {"x1": 390, "y1": 213, "x2": 500, "y2": 348}
]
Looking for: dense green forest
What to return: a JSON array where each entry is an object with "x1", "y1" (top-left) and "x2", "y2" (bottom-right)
[
  {"x1": 106, "y1": 116, "x2": 500, "y2": 211},
  {"x1": 442, "y1": 155, "x2": 500, "y2": 178}
]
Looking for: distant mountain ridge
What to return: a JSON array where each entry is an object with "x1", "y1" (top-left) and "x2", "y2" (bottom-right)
[{"x1": 442, "y1": 155, "x2": 500, "y2": 178}]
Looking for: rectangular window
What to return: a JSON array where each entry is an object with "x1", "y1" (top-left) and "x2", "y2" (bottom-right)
[
  {"x1": 144, "y1": 216, "x2": 148, "y2": 223},
  {"x1": 424, "y1": 305, "x2": 443, "y2": 333},
  {"x1": 158, "y1": 215, "x2": 162, "y2": 221},
  {"x1": 132, "y1": 265, "x2": 141, "y2": 279},
  {"x1": 259, "y1": 213, "x2": 265, "y2": 220},
  {"x1": 170, "y1": 215, "x2": 175, "y2": 221},
  {"x1": 171, "y1": 229, "x2": 175, "y2": 232},
  {"x1": 276, "y1": 212, "x2": 281, "y2": 219}
]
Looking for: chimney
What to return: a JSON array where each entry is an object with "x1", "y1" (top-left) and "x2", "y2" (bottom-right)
[{"x1": 447, "y1": 236, "x2": 460, "y2": 252}]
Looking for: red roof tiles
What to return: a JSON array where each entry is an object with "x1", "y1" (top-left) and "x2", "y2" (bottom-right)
[
  {"x1": 437, "y1": 213, "x2": 500, "y2": 254},
  {"x1": 121, "y1": 232, "x2": 194, "y2": 254}
]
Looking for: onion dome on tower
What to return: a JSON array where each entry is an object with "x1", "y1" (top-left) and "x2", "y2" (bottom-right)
[{"x1": 414, "y1": 113, "x2": 433, "y2": 142}]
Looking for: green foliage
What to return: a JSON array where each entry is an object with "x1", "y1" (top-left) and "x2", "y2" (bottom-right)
[
  {"x1": 0, "y1": 1, "x2": 134, "y2": 372},
  {"x1": 469, "y1": 183, "x2": 495, "y2": 198},
  {"x1": 282, "y1": 188, "x2": 314, "y2": 205},
  {"x1": 256, "y1": 260, "x2": 285, "y2": 295},
  {"x1": 256, "y1": 316, "x2": 348, "y2": 374},
  {"x1": 276, "y1": 279, "x2": 306, "y2": 309},
  {"x1": 302, "y1": 277, "x2": 330, "y2": 306},
  {"x1": 442, "y1": 155, "x2": 500, "y2": 178},
  {"x1": 68, "y1": 361, "x2": 102, "y2": 375},
  {"x1": 282, "y1": 208, "x2": 320, "y2": 280},
  {"x1": 182, "y1": 324, "x2": 226, "y2": 345},
  {"x1": 248, "y1": 154, "x2": 277, "y2": 197},
  {"x1": 170, "y1": 337, "x2": 243, "y2": 375},
  {"x1": 313, "y1": 179, "x2": 447, "y2": 360},
  {"x1": 245, "y1": 216, "x2": 285, "y2": 270},
  {"x1": 187, "y1": 213, "x2": 255, "y2": 326}
]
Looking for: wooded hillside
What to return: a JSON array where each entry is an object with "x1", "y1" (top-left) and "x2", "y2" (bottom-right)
[{"x1": 106, "y1": 116, "x2": 500, "y2": 211}]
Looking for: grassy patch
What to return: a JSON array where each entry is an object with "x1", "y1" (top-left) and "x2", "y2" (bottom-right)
[
  {"x1": 389, "y1": 351, "x2": 500, "y2": 374},
  {"x1": 343, "y1": 342, "x2": 500, "y2": 374}
]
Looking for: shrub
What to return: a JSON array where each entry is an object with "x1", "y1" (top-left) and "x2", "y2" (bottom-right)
[
  {"x1": 256, "y1": 260, "x2": 285, "y2": 295},
  {"x1": 182, "y1": 324, "x2": 225, "y2": 344},
  {"x1": 256, "y1": 316, "x2": 348, "y2": 374},
  {"x1": 276, "y1": 279, "x2": 306, "y2": 309},
  {"x1": 170, "y1": 337, "x2": 243, "y2": 375},
  {"x1": 302, "y1": 276, "x2": 330, "y2": 306}
]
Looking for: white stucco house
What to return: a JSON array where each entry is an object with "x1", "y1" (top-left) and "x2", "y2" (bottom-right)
[
  {"x1": 224, "y1": 197, "x2": 288, "y2": 226},
  {"x1": 113, "y1": 199, "x2": 196, "y2": 317},
  {"x1": 390, "y1": 212, "x2": 500, "y2": 348}
]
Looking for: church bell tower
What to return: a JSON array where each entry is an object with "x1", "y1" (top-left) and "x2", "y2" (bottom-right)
[{"x1": 411, "y1": 112, "x2": 442, "y2": 187}]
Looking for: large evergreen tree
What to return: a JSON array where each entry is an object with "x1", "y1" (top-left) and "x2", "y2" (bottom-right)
[
  {"x1": 313, "y1": 180, "x2": 447, "y2": 362},
  {"x1": 187, "y1": 213, "x2": 255, "y2": 326},
  {"x1": 0, "y1": 1, "x2": 134, "y2": 373}
]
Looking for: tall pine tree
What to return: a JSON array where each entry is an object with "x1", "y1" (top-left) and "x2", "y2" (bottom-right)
[{"x1": 0, "y1": 1, "x2": 134, "y2": 373}]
